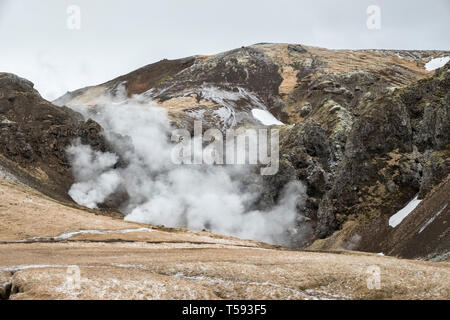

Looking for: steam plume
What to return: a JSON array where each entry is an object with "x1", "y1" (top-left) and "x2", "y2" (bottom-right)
[{"x1": 66, "y1": 92, "x2": 309, "y2": 245}]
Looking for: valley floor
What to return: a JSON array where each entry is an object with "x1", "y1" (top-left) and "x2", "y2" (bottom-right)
[{"x1": 0, "y1": 178, "x2": 449, "y2": 300}]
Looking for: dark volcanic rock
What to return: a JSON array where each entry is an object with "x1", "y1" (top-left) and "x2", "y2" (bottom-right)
[
  {"x1": 275, "y1": 62, "x2": 450, "y2": 247},
  {"x1": 315, "y1": 62, "x2": 450, "y2": 242},
  {"x1": 154, "y1": 47, "x2": 282, "y2": 106},
  {"x1": 0, "y1": 72, "x2": 110, "y2": 202}
]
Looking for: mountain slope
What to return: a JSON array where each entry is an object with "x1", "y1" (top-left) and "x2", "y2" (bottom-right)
[
  {"x1": 55, "y1": 44, "x2": 449, "y2": 130},
  {"x1": 0, "y1": 73, "x2": 110, "y2": 203},
  {"x1": 52, "y1": 43, "x2": 450, "y2": 256},
  {"x1": 0, "y1": 44, "x2": 449, "y2": 300}
]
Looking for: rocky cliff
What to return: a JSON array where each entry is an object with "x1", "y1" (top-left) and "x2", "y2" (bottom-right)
[{"x1": 307, "y1": 62, "x2": 450, "y2": 255}]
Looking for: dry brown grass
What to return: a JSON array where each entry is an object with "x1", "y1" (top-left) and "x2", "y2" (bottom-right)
[{"x1": 0, "y1": 177, "x2": 449, "y2": 300}]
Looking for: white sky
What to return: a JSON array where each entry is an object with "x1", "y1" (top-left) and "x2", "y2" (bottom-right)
[{"x1": 0, "y1": 0, "x2": 449, "y2": 100}]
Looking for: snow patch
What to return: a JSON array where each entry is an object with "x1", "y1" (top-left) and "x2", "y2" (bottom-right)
[
  {"x1": 0, "y1": 264, "x2": 68, "y2": 272},
  {"x1": 16, "y1": 227, "x2": 154, "y2": 242},
  {"x1": 251, "y1": 109, "x2": 284, "y2": 126},
  {"x1": 55, "y1": 227, "x2": 154, "y2": 240},
  {"x1": 213, "y1": 106, "x2": 234, "y2": 124},
  {"x1": 425, "y1": 56, "x2": 450, "y2": 71},
  {"x1": 389, "y1": 196, "x2": 422, "y2": 228},
  {"x1": 0, "y1": 165, "x2": 19, "y2": 184},
  {"x1": 186, "y1": 109, "x2": 206, "y2": 119},
  {"x1": 418, "y1": 203, "x2": 447, "y2": 234},
  {"x1": 182, "y1": 86, "x2": 270, "y2": 127}
]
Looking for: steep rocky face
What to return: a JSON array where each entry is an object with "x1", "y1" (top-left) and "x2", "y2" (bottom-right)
[
  {"x1": 278, "y1": 62, "x2": 449, "y2": 234},
  {"x1": 0, "y1": 73, "x2": 109, "y2": 202},
  {"x1": 332, "y1": 63, "x2": 448, "y2": 219},
  {"x1": 306, "y1": 62, "x2": 450, "y2": 256},
  {"x1": 50, "y1": 44, "x2": 450, "y2": 255}
]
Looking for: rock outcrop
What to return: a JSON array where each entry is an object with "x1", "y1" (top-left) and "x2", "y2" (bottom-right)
[
  {"x1": 0, "y1": 73, "x2": 110, "y2": 203},
  {"x1": 321, "y1": 62, "x2": 449, "y2": 235}
]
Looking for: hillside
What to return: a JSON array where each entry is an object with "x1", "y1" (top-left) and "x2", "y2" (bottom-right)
[
  {"x1": 51, "y1": 43, "x2": 450, "y2": 257},
  {"x1": 0, "y1": 73, "x2": 110, "y2": 204},
  {"x1": 1, "y1": 43, "x2": 449, "y2": 300},
  {"x1": 55, "y1": 44, "x2": 449, "y2": 131}
]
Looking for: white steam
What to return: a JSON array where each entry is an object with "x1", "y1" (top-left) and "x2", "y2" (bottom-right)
[
  {"x1": 66, "y1": 94, "x2": 308, "y2": 245},
  {"x1": 67, "y1": 143, "x2": 120, "y2": 208}
]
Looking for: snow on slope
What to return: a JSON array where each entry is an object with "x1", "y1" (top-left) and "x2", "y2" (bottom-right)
[
  {"x1": 16, "y1": 227, "x2": 155, "y2": 242},
  {"x1": 425, "y1": 56, "x2": 450, "y2": 71},
  {"x1": 418, "y1": 203, "x2": 448, "y2": 234},
  {"x1": 251, "y1": 109, "x2": 284, "y2": 126},
  {"x1": 389, "y1": 196, "x2": 422, "y2": 228},
  {"x1": 180, "y1": 86, "x2": 274, "y2": 127},
  {"x1": 0, "y1": 164, "x2": 20, "y2": 184}
]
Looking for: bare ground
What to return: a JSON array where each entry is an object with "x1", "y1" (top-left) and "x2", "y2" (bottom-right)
[{"x1": 0, "y1": 177, "x2": 449, "y2": 300}]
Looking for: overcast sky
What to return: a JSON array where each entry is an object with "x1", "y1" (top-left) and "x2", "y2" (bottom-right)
[{"x1": 0, "y1": 0, "x2": 449, "y2": 100}]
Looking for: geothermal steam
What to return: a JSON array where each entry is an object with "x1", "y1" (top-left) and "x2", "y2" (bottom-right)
[{"x1": 66, "y1": 93, "x2": 308, "y2": 245}]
